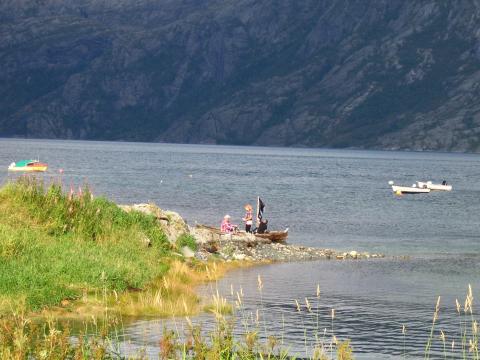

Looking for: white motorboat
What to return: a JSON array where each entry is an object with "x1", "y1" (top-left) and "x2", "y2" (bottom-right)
[
  {"x1": 416, "y1": 181, "x2": 452, "y2": 191},
  {"x1": 389, "y1": 181, "x2": 430, "y2": 194}
]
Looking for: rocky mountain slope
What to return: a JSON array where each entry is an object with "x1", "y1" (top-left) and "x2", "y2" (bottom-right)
[{"x1": 1, "y1": 1, "x2": 480, "y2": 151}]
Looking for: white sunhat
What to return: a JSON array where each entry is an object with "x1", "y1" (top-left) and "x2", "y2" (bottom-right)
[{"x1": 224, "y1": 214, "x2": 231, "y2": 219}]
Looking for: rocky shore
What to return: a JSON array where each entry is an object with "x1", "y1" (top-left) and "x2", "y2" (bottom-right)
[
  {"x1": 120, "y1": 203, "x2": 385, "y2": 263},
  {"x1": 194, "y1": 242, "x2": 384, "y2": 262}
]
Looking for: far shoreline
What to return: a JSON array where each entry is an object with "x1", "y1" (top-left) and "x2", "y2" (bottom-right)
[{"x1": 1, "y1": 136, "x2": 479, "y2": 156}]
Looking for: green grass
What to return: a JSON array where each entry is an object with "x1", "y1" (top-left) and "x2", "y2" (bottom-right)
[
  {"x1": 177, "y1": 233, "x2": 198, "y2": 251},
  {"x1": 0, "y1": 176, "x2": 172, "y2": 312}
]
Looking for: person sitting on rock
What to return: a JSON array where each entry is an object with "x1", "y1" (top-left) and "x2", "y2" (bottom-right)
[
  {"x1": 242, "y1": 204, "x2": 253, "y2": 233},
  {"x1": 256, "y1": 219, "x2": 268, "y2": 234},
  {"x1": 221, "y1": 215, "x2": 237, "y2": 233}
]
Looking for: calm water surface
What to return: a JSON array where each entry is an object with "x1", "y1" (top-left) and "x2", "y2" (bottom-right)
[{"x1": 1, "y1": 138, "x2": 479, "y2": 359}]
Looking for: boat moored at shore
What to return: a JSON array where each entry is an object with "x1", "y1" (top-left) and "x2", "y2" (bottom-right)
[{"x1": 195, "y1": 224, "x2": 289, "y2": 243}]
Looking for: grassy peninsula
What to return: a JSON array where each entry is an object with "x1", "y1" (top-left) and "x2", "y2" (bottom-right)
[
  {"x1": 0, "y1": 176, "x2": 356, "y2": 359},
  {"x1": 0, "y1": 176, "x2": 224, "y2": 317}
]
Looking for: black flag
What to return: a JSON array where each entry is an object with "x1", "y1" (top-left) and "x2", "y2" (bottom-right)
[{"x1": 257, "y1": 197, "x2": 265, "y2": 222}]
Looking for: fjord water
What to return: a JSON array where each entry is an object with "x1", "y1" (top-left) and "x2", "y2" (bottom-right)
[{"x1": 2, "y1": 138, "x2": 480, "y2": 358}]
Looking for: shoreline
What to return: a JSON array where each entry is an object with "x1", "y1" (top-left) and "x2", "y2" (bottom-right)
[
  {"x1": 0, "y1": 177, "x2": 386, "y2": 322},
  {"x1": 122, "y1": 203, "x2": 386, "y2": 264}
]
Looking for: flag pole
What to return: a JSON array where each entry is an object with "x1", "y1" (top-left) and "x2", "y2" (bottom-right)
[{"x1": 256, "y1": 196, "x2": 260, "y2": 228}]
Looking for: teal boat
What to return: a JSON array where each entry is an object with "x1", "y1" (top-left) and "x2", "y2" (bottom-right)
[{"x1": 8, "y1": 159, "x2": 48, "y2": 172}]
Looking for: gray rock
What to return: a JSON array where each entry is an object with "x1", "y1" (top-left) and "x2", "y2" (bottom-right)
[
  {"x1": 233, "y1": 253, "x2": 246, "y2": 261},
  {"x1": 181, "y1": 246, "x2": 195, "y2": 258},
  {"x1": 120, "y1": 203, "x2": 189, "y2": 244}
]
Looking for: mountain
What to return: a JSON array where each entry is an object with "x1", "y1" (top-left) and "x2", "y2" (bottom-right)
[{"x1": 1, "y1": 0, "x2": 480, "y2": 152}]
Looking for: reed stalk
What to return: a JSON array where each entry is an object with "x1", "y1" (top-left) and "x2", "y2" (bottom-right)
[{"x1": 424, "y1": 296, "x2": 441, "y2": 359}]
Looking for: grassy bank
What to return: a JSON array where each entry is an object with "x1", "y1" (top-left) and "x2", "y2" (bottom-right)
[
  {"x1": 0, "y1": 176, "x2": 257, "y2": 320},
  {"x1": 0, "y1": 176, "x2": 200, "y2": 316}
]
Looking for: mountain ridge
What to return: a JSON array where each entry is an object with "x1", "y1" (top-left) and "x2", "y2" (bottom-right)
[{"x1": 1, "y1": 1, "x2": 480, "y2": 152}]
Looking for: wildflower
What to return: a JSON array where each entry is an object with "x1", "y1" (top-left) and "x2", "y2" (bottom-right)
[{"x1": 68, "y1": 185, "x2": 74, "y2": 201}]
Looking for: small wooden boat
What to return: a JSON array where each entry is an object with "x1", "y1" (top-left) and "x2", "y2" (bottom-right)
[
  {"x1": 195, "y1": 224, "x2": 289, "y2": 243},
  {"x1": 254, "y1": 229, "x2": 289, "y2": 242},
  {"x1": 416, "y1": 181, "x2": 452, "y2": 192},
  {"x1": 8, "y1": 160, "x2": 48, "y2": 172}
]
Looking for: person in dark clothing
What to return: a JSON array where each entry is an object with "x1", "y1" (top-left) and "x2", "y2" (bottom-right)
[{"x1": 256, "y1": 219, "x2": 268, "y2": 234}]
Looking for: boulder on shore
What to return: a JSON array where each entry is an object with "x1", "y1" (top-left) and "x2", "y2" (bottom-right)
[
  {"x1": 181, "y1": 246, "x2": 195, "y2": 258},
  {"x1": 119, "y1": 203, "x2": 189, "y2": 244}
]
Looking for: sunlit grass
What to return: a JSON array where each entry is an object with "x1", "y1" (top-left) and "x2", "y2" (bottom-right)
[{"x1": 0, "y1": 176, "x2": 172, "y2": 313}]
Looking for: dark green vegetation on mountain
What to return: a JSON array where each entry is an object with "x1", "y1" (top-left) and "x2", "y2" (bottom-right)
[{"x1": 1, "y1": 1, "x2": 480, "y2": 151}]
